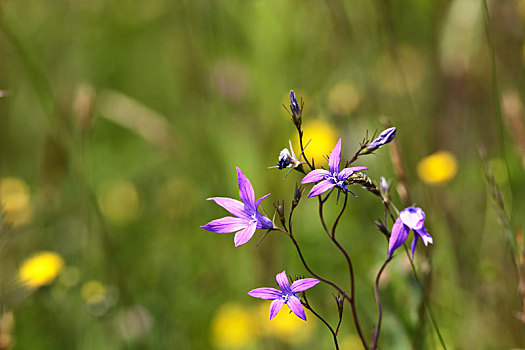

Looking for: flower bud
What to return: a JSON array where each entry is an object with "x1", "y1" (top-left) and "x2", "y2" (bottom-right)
[
  {"x1": 290, "y1": 90, "x2": 301, "y2": 117},
  {"x1": 367, "y1": 127, "x2": 396, "y2": 152}
]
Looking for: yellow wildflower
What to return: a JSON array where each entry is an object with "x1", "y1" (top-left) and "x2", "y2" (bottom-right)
[
  {"x1": 0, "y1": 177, "x2": 33, "y2": 227},
  {"x1": 19, "y1": 252, "x2": 64, "y2": 288},
  {"x1": 417, "y1": 151, "x2": 458, "y2": 185},
  {"x1": 211, "y1": 303, "x2": 256, "y2": 348},
  {"x1": 294, "y1": 119, "x2": 337, "y2": 166}
]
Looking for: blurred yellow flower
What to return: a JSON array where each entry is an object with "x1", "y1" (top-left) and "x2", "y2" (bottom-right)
[
  {"x1": 0, "y1": 177, "x2": 33, "y2": 227},
  {"x1": 417, "y1": 151, "x2": 458, "y2": 185},
  {"x1": 97, "y1": 180, "x2": 141, "y2": 224},
  {"x1": 211, "y1": 303, "x2": 256, "y2": 348},
  {"x1": 19, "y1": 252, "x2": 64, "y2": 288},
  {"x1": 81, "y1": 280, "x2": 107, "y2": 305},
  {"x1": 327, "y1": 81, "x2": 361, "y2": 115},
  {"x1": 254, "y1": 303, "x2": 315, "y2": 343},
  {"x1": 294, "y1": 120, "x2": 337, "y2": 166}
]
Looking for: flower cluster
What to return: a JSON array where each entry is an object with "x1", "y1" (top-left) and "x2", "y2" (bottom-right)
[{"x1": 201, "y1": 90, "x2": 435, "y2": 347}]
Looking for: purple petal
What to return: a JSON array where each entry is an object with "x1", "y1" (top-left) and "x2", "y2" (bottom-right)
[
  {"x1": 290, "y1": 278, "x2": 320, "y2": 293},
  {"x1": 415, "y1": 226, "x2": 433, "y2": 246},
  {"x1": 269, "y1": 299, "x2": 285, "y2": 319},
  {"x1": 234, "y1": 222, "x2": 257, "y2": 247},
  {"x1": 248, "y1": 288, "x2": 282, "y2": 300},
  {"x1": 307, "y1": 180, "x2": 336, "y2": 198},
  {"x1": 338, "y1": 166, "x2": 368, "y2": 181},
  {"x1": 207, "y1": 197, "x2": 249, "y2": 219},
  {"x1": 399, "y1": 207, "x2": 425, "y2": 230},
  {"x1": 410, "y1": 234, "x2": 419, "y2": 260},
  {"x1": 237, "y1": 167, "x2": 255, "y2": 209},
  {"x1": 388, "y1": 217, "x2": 409, "y2": 257},
  {"x1": 275, "y1": 271, "x2": 291, "y2": 293},
  {"x1": 201, "y1": 217, "x2": 247, "y2": 233},
  {"x1": 255, "y1": 193, "x2": 271, "y2": 211},
  {"x1": 255, "y1": 212, "x2": 274, "y2": 229},
  {"x1": 301, "y1": 169, "x2": 330, "y2": 184},
  {"x1": 287, "y1": 295, "x2": 306, "y2": 320},
  {"x1": 329, "y1": 139, "x2": 342, "y2": 174}
]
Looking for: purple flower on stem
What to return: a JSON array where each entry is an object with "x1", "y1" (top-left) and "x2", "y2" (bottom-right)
[
  {"x1": 367, "y1": 127, "x2": 396, "y2": 152},
  {"x1": 301, "y1": 138, "x2": 368, "y2": 198},
  {"x1": 248, "y1": 270, "x2": 319, "y2": 321},
  {"x1": 201, "y1": 168, "x2": 274, "y2": 247},
  {"x1": 388, "y1": 206, "x2": 433, "y2": 259}
]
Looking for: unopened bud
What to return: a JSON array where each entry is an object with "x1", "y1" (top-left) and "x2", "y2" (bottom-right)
[{"x1": 366, "y1": 127, "x2": 396, "y2": 152}]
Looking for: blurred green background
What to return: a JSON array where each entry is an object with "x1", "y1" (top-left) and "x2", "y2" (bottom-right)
[{"x1": 1, "y1": 0, "x2": 525, "y2": 348}]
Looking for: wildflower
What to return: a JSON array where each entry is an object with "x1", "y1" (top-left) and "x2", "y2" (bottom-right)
[
  {"x1": 270, "y1": 140, "x2": 305, "y2": 170},
  {"x1": 19, "y1": 251, "x2": 64, "y2": 288},
  {"x1": 388, "y1": 206, "x2": 433, "y2": 259},
  {"x1": 202, "y1": 168, "x2": 274, "y2": 247},
  {"x1": 248, "y1": 270, "x2": 319, "y2": 321},
  {"x1": 417, "y1": 151, "x2": 457, "y2": 185},
  {"x1": 366, "y1": 127, "x2": 396, "y2": 152},
  {"x1": 290, "y1": 90, "x2": 301, "y2": 117},
  {"x1": 301, "y1": 139, "x2": 367, "y2": 197}
]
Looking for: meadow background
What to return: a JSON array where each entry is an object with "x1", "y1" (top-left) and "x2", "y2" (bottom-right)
[{"x1": 1, "y1": 0, "x2": 525, "y2": 348}]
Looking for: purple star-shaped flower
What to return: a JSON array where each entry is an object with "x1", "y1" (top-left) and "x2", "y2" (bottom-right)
[
  {"x1": 201, "y1": 167, "x2": 274, "y2": 247},
  {"x1": 388, "y1": 206, "x2": 433, "y2": 259},
  {"x1": 301, "y1": 138, "x2": 368, "y2": 198},
  {"x1": 248, "y1": 270, "x2": 319, "y2": 321}
]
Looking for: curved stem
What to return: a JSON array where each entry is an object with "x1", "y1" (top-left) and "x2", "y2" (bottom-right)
[
  {"x1": 318, "y1": 193, "x2": 369, "y2": 350},
  {"x1": 298, "y1": 128, "x2": 314, "y2": 171},
  {"x1": 302, "y1": 295, "x2": 340, "y2": 350},
  {"x1": 286, "y1": 231, "x2": 349, "y2": 301},
  {"x1": 332, "y1": 191, "x2": 348, "y2": 238},
  {"x1": 370, "y1": 257, "x2": 392, "y2": 350}
]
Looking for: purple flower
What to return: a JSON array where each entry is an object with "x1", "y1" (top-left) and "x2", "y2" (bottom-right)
[
  {"x1": 201, "y1": 167, "x2": 274, "y2": 247},
  {"x1": 388, "y1": 206, "x2": 433, "y2": 259},
  {"x1": 290, "y1": 90, "x2": 301, "y2": 116},
  {"x1": 248, "y1": 270, "x2": 319, "y2": 321},
  {"x1": 301, "y1": 138, "x2": 368, "y2": 197},
  {"x1": 367, "y1": 127, "x2": 396, "y2": 152}
]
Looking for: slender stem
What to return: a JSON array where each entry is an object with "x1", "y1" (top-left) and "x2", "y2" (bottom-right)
[
  {"x1": 370, "y1": 257, "x2": 392, "y2": 350},
  {"x1": 481, "y1": 0, "x2": 516, "y2": 244},
  {"x1": 318, "y1": 193, "x2": 369, "y2": 350},
  {"x1": 403, "y1": 245, "x2": 447, "y2": 350},
  {"x1": 298, "y1": 127, "x2": 314, "y2": 171},
  {"x1": 283, "y1": 229, "x2": 349, "y2": 301},
  {"x1": 302, "y1": 294, "x2": 340, "y2": 350},
  {"x1": 332, "y1": 191, "x2": 348, "y2": 238}
]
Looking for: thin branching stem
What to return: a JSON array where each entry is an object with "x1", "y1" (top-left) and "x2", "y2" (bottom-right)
[
  {"x1": 302, "y1": 293, "x2": 340, "y2": 350},
  {"x1": 403, "y1": 245, "x2": 447, "y2": 350},
  {"x1": 318, "y1": 192, "x2": 369, "y2": 350},
  {"x1": 370, "y1": 257, "x2": 392, "y2": 350}
]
